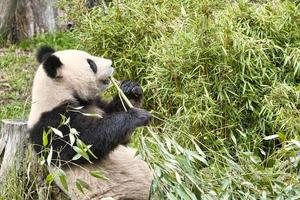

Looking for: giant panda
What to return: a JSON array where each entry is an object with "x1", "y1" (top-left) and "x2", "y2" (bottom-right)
[{"x1": 28, "y1": 46, "x2": 153, "y2": 199}]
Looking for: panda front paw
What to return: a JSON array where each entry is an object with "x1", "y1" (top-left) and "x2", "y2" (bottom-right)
[
  {"x1": 120, "y1": 80, "x2": 144, "y2": 107},
  {"x1": 128, "y1": 108, "x2": 151, "y2": 127}
]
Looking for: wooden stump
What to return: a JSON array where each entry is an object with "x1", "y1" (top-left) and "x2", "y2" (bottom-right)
[
  {"x1": 0, "y1": 119, "x2": 28, "y2": 179},
  {"x1": 0, "y1": 119, "x2": 70, "y2": 200}
]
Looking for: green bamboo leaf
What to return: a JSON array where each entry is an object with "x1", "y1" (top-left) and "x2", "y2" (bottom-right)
[
  {"x1": 47, "y1": 146, "x2": 53, "y2": 166},
  {"x1": 86, "y1": 145, "x2": 98, "y2": 159},
  {"x1": 191, "y1": 153, "x2": 208, "y2": 166},
  {"x1": 76, "y1": 139, "x2": 98, "y2": 159},
  {"x1": 192, "y1": 140, "x2": 205, "y2": 156},
  {"x1": 60, "y1": 114, "x2": 66, "y2": 124},
  {"x1": 46, "y1": 173, "x2": 55, "y2": 184},
  {"x1": 59, "y1": 174, "x2": 68, "y2": 191},
  {"x1": 64, "y1": 117, "x2": 70, "y2": 125},
  {"x1": 81, "y1": 112, "x2": 103, "y2": 118},
  {"x1": 72, "y1": 154, "x2": 82, "y2": 161},
  {"x1": 73, "y1": 146, "x2": 91, "y2": 162},
  {"x1": 38, "y1": 156, "x2": 45, "y2": 165},
  {"x1": 183, "y1": 186, "x2": 198, "y2": 200},
  {"x1": 76, "y1": 179, "x2": 91, "y2": 194},
  {"x1": 69, "y1": 133, "x2": 75, "y2": 146},
  {"x1": 51, "y1": 127, "x2": 63, "y2": 138},
  {"x1": 75, "y1": 180, "x2": 84, "y2": 194},
  {"x1": 176, "y1": 186, "x2": 191, "y2": 200},
  {"x1": 230, "y1": 133, "x2": 237, "y2": 145},
  {"x1": 264, "y1": 135, "x2": 278, "y2": 140},
  {"x1": 175, "y1": 171, "x2": 182, "y2": 184},
  {"x1": 42, "y1": 130, "x2": 48, "y2": 147},
  {"x1": 166, "y1": 192, "x2": 178, "y2": 200},
  {"x1": 89, "y1": 170, "x2": 108, "y2": 180},
  {"x1": 76, "y1": 139, "x2": 84, "y2": 149},
  {"x1": 166, "y1": 138, "x2": 172, "y2": 152},
  {"x1": 70, "y1": 128, "x2": 79, "y2": 135}
]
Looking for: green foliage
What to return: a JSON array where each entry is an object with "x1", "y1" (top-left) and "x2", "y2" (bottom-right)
[
  {"x1": 0, "y1": 48, "x2": 34, "y2": 120},
  {"x1": 62, "y1": 0, "x2": 300, "y2": 199},
  {"x1": 89, "y1": 170, "x2": 108, "y2": 180},
  {"x1": 19, "y1": 32, "x2": 78, "y2": 51}
]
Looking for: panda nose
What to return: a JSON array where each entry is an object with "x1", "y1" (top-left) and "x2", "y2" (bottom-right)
[
  {"x1": 106, "y1": 59, "x2": 113, "y2": 67},
  {"x1": 97, "y1": 57, "x2": 112, "y2": 67}
]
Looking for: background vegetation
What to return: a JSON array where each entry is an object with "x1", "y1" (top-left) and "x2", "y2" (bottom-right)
[{"x1": 1, "y1": 0, "x2": 300, "y2": 199}]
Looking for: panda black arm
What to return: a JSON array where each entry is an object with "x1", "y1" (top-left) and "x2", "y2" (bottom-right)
[
  {"x1": 29, "y1": 103, "x2": 150, "y2": 164},
  {"x1": 100, "y1": 80, "x2": 144, "y2": 113},
  {"x1": 67, "y1": 108, "x2": 149, "y2": 161}
]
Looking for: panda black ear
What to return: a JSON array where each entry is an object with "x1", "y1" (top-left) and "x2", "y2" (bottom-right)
[
  {"x1": 36, "y1": 46, "x2": 55, "y2": 63},
  {"x1": 43, "y1": 55, "x2": 63, "y2": 78}
]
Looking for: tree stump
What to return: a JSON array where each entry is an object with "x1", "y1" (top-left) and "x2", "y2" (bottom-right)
[
  {"x1": 0, "y1": 0, "x2": 18, "y2": 38},
  {"x1": 0, "y1": 119, "x2": 70, "y2": 200},
  {"x1": 0, "y1": 119, "x2": 27, "y2": 178}
]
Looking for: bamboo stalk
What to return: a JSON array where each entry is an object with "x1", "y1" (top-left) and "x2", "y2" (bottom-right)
[{"x1": 110, "y1": 77, "x2": 134, "y2": 109}]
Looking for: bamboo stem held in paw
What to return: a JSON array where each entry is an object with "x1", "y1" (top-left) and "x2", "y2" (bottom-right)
[{"x1": 110, "y1": 77, "x2": 134, "y2": 109}]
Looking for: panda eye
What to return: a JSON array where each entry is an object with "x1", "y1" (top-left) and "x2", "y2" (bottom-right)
[{"x1": 87, "y1": 59, "x2": 97, "y2": 73}]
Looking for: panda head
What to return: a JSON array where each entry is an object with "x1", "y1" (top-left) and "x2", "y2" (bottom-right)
[{"x1": 36, "y1": 46, "x2": 114, "y2": 100}]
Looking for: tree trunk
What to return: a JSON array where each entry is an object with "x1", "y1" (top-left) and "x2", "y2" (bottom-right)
[
  {"x1": 0, "y1": 119, "x2": 27, "y2": 178},
  {"x1": 0, "y1": 0, "x2": 18, "y2": 38},
  {"x1": 0, "y1": 0, "x2": 107, "y2": 43},
  {"x1": 14, "y1": 0, "x2": 58, "y2": 41},
  {"x1": 0, "y1": 0, "x2": 61, "y2": 43},
  {"x1": 0, "y1": 119, "x2": 70, "y2": 200}
]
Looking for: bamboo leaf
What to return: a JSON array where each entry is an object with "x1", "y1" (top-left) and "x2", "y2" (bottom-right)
[
  {"x1": 47, "y1": 146, "x2": 53, "y2": 166},
  {"x1": 264, "y1": 135, "x2": 278, "y2": 140},
  {"x1": 69, "y1": 133, "x2": 75, "y2": 146},
  {"x1": 76, "y1": 179, "x2": 91, "y2": 194},
  {"x1": 59, "y1": 174, "x2": 68, "y2": 191},
  {"x1": 70, "y1": 128, "x2": 79, "y2": 135},
  {"x1": 51, "y1": 127, "x2": 63, "y2": 138},
  {"x1": 72, "y1": 154, "x2": 82, "y2": 161},
  {"x1": 46, "y1": 173, "x2": 55, "y2": 184},
  {"x1": 89, "y1": 170, "x2": 109, "y2": 180},
  {"x1": 42, "y1": 130, "x2": 48, "y2": 147},
  {"x1": 73, "y1": 146, "x2": 91, "y2": 162}
]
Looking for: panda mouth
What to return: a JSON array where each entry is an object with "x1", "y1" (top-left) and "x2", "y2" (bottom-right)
[
  {"x1": 100, "y1": 67, "x2": 114, "y2": 86},
  {"x1": 101, "y1": 78, "x2": 110, "y2": 85}
]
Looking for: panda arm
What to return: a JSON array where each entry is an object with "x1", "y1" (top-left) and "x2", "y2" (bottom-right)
[
  {"x1": 67, "y1": 108, "x2": 149, "y2": 162},
  {"x1": 30, "y1": 104, "x2": 150, "y2": 164}
]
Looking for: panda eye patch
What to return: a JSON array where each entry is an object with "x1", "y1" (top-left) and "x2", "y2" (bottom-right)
[{"x1": 87, "y1": 59, "x2": 97, "y2": 73}]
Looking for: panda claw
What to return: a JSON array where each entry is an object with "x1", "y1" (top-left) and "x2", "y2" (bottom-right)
[
  {"x1": 120, "y1": 80, "x2": 130, "y2": 94},
  {"x1": 132, "y1": 86, "x2": 143, "y2": 96},
  {"x1": 120, "y1": 80, "x2": 143, "y2": 98},
  {"x1": 128, "y1": 108, "x2": 151, "y2": 126}
]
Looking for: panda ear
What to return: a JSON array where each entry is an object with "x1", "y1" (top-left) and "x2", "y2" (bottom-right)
[
  {"x1": 43, "y1": 55, "x2": 63, "y2": 78},
  {"x1": 36, "y1": 46, "x2": 55, "y2": 63}
]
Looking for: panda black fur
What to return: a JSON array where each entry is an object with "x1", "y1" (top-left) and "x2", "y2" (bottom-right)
[{"x1": 28, "y1": 46, "x2": 152, "y2": 199}]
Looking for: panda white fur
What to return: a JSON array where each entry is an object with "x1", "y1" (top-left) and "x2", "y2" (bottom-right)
[{"x1": 28, "y1": 46, "x2": 153, "y2": 199}]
